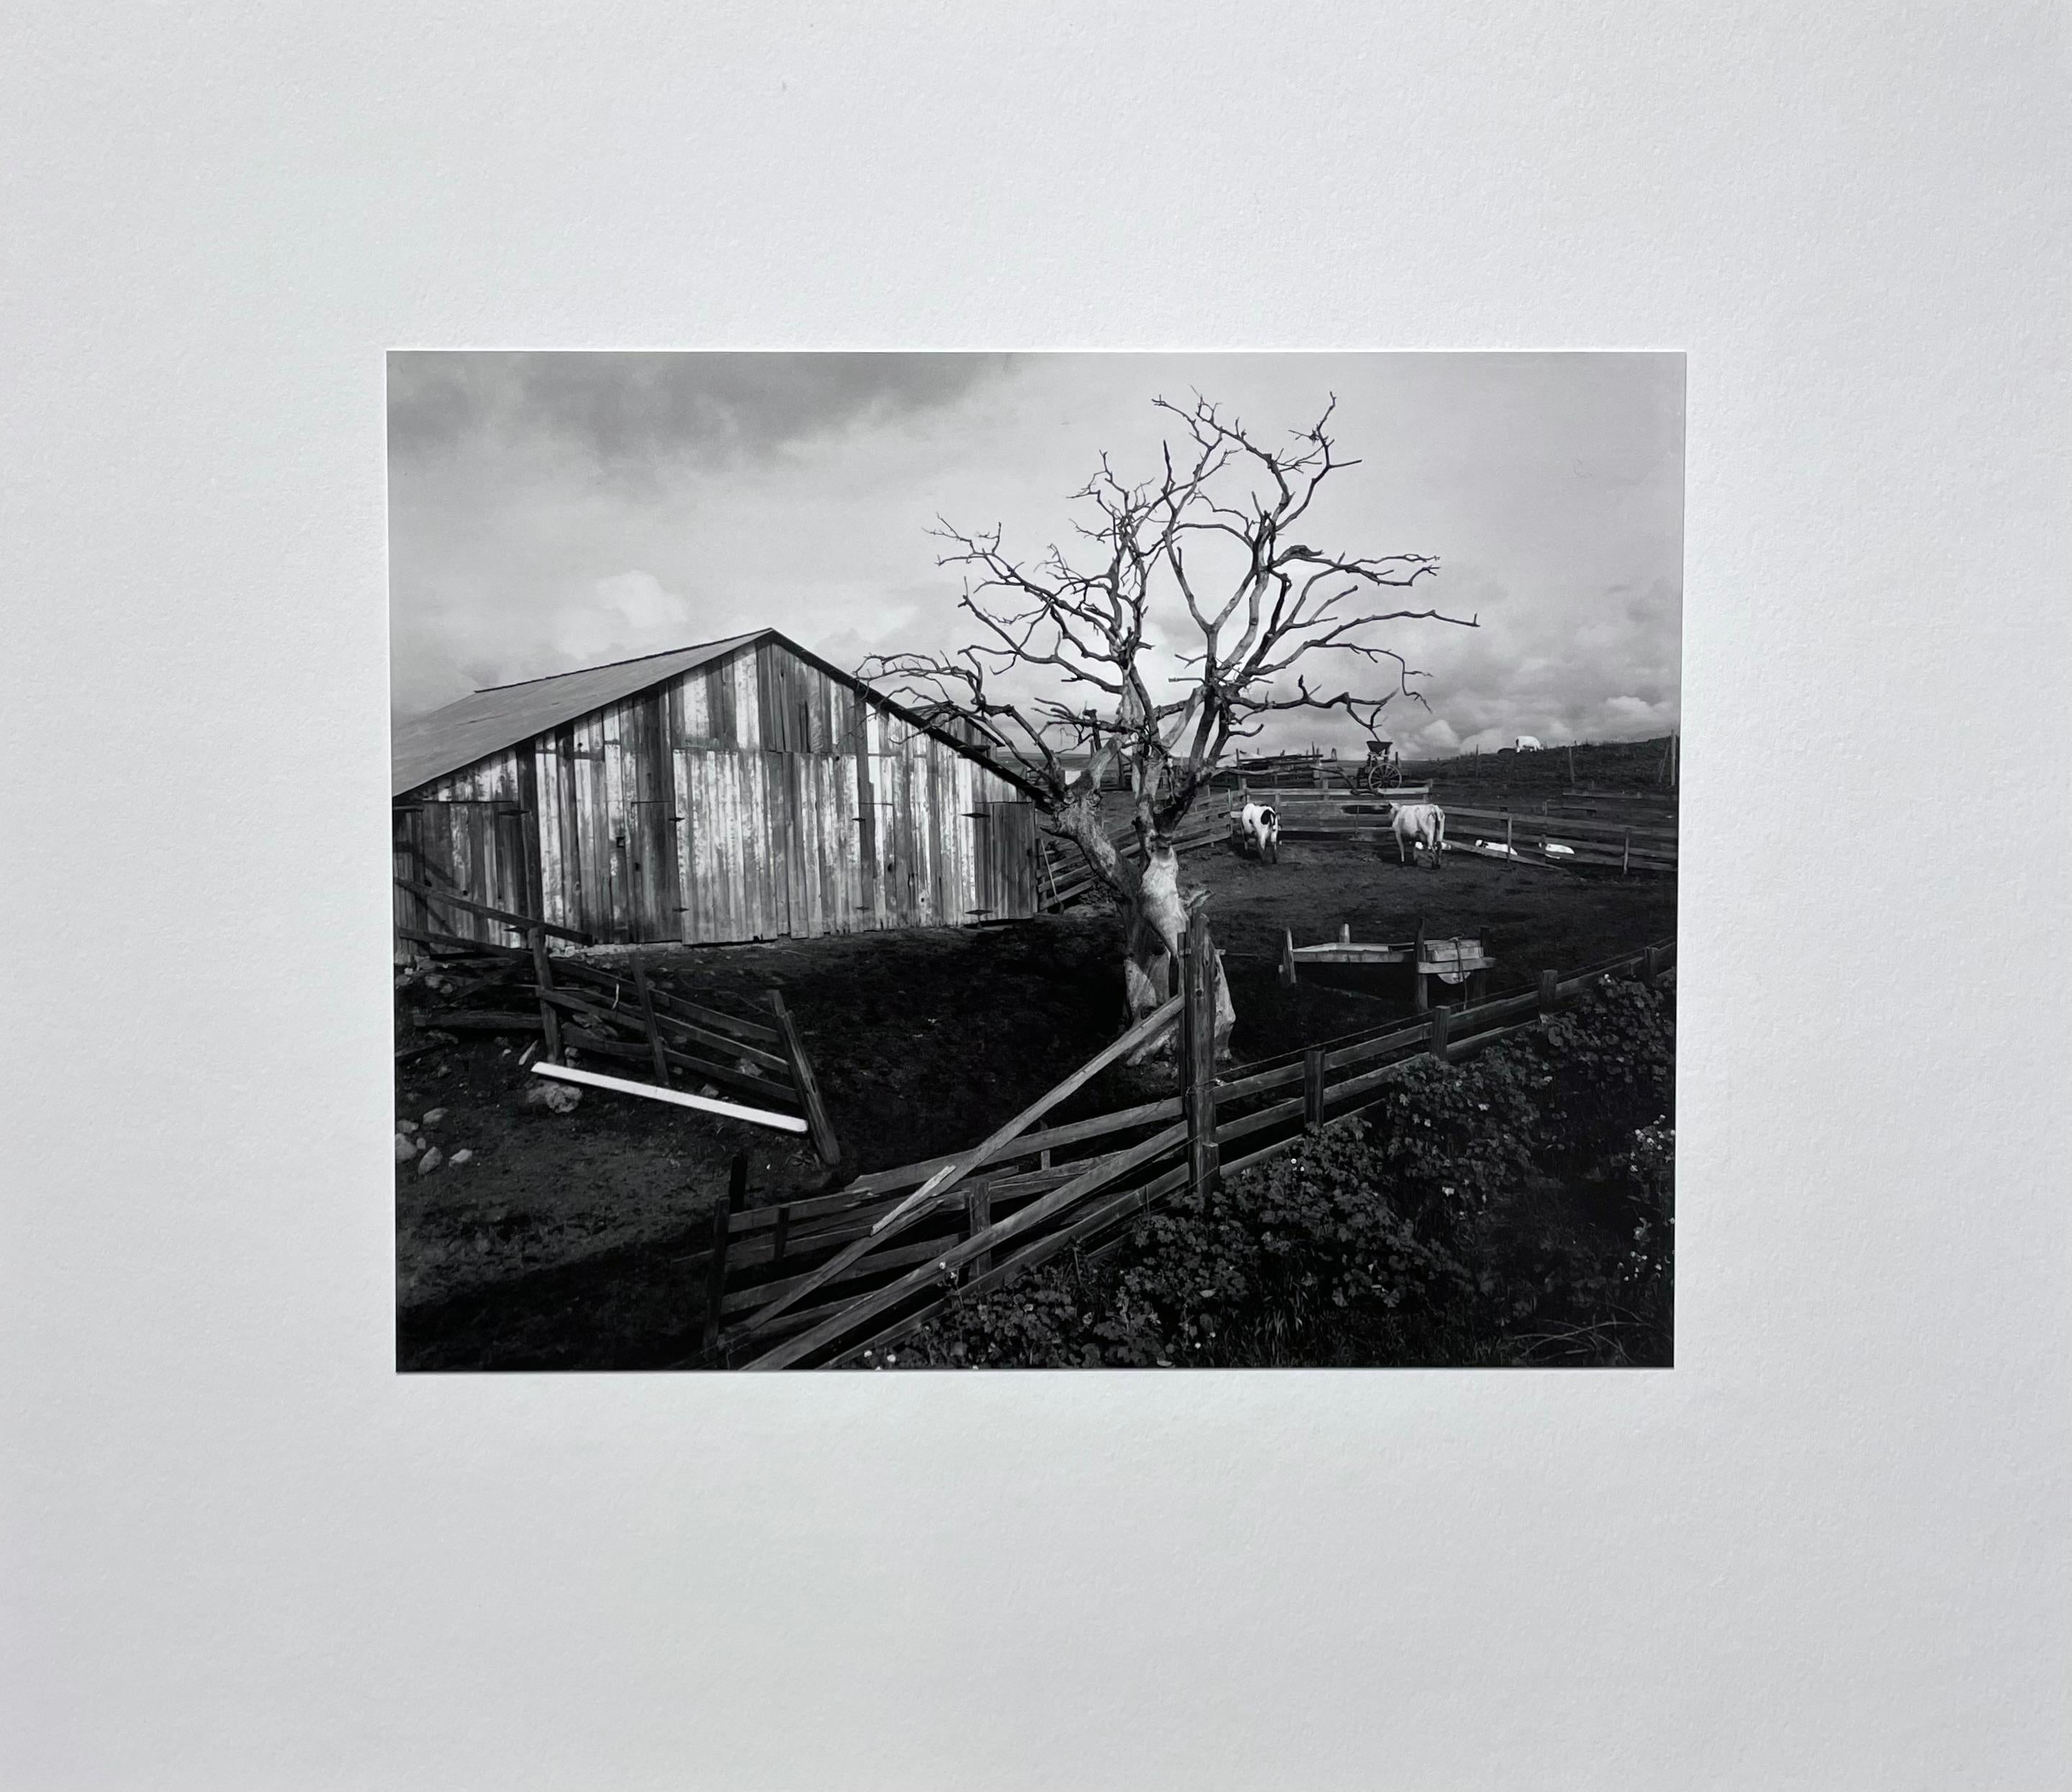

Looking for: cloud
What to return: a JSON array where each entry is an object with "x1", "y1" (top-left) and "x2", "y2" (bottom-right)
[
  {"x1": 546, "y1": 571, "x2": 696, "y2": 667},
  {"x1": 389, "y1": 354, "x2": 1683, "y2": 760},
  {"x1": 389, "y1": 351, "x2": 1015, "y2": 474}
]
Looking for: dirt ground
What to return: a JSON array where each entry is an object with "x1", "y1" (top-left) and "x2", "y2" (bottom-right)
[{"x1": 396, "y1": 814, "x2": 1675, "y2": 1369}]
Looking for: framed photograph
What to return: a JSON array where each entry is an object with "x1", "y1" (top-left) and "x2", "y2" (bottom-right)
[
  {"x1": 8, "y1": 6, "x2": 2062, "y2": 1788},
  {"x1": 388, "y1": 351, "x2": 1684, "y2": 1373}
]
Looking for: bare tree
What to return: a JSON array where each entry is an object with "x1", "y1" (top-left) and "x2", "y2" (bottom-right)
[{"x1": 860, "y1": 395, "x2": 1477, "y2": 1061}]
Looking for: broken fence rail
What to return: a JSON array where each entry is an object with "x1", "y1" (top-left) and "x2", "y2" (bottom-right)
[
  {"x1": 688, "y1": 937, "x2": 1675, "y2": 1369},
  {"x1": 395, "y1": 915, "x2": 840, "y2": 1163}
]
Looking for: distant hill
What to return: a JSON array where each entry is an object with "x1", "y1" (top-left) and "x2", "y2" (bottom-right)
[{"x1": 1404, "y1": 735, "x2": 1678, "y2": 796}]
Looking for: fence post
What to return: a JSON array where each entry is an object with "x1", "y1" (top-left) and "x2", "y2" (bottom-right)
[
  {"x1": 1413, "y1": 916, "x2": 1429, "y2": 1012},
  {"x1": 1641, "y1": 945, "x2": 1661, "y2": 985},
  {"x1": 1537, "y1": 968, "x2": 1559, "y2": 1015},
  {"x1": 528, "y1": 925, "x2": 564, "y2": 1065},
  {"x1": 1621, "y1": 829, "x2": 1631, "y2": 876},
  {"x1": 1280, "y1": 927, "x2": 1298, "y2": 987},
  {"x1": 631, "y1": 950, "x2": 671, "y2": 1086},
  {"x1": 701, "y1": 1152, "x2": 749, "y2": 1358},
  {"x1": 767, "y1": 989, "x2": 841, "y2": 1166},
  {"x1": 965, "y1": 1181, "x2": 993, "y2": 1282},
  {"x1": 1429, "y1": 1003, "x2": 1451, "y2": 1063},
  {"x1": 1181, "y1": 905, "x2": 1221, "y2": 1199},
  {"x1": 1303, "y1": 1046, "x2": 1326, "y2": 1132}
]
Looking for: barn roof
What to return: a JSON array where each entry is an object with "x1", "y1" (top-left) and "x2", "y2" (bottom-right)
[
  {"x1": 392, "y1": 631, "x2": 766, "y2": 796},
  {"x1": 392, "y1": 627, "x2": 1042, "y2": 800}
]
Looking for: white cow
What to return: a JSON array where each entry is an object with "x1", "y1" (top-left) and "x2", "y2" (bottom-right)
[
  {"x1": 1515, "y1": 734, "x2": 1543, "y2": 751},
  {"x1": 1233, "y1": 801, "x2": 1281, "y2": 863},
  {"x1": 1391, "y1": 801, "x2": 1446, "y2": 866}
]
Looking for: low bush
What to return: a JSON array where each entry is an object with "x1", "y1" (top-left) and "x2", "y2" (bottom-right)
[{"x1": 873, "y1": 975, "x2": 1675, "y2": 1371}]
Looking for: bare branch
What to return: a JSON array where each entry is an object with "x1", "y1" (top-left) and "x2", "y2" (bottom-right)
[{"x1": 862, "y1": 392, "x2": 1477, "y2": 854}]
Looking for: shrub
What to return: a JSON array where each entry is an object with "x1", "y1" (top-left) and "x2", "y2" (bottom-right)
[{"x1": 875, "y1": 976, "x2": 1675, "y2": 1370}]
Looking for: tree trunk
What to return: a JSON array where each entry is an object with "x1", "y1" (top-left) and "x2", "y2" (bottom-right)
[{"x1": 1053, "y1": 801, "x2": 1235, "y2": 1066}]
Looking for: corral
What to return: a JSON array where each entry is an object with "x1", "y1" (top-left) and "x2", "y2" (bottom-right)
[{"x1": 395, "y1": 743, "x2": 1677, "y2": 1369}]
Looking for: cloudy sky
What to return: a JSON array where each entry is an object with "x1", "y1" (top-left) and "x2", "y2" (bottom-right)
[{"x1": 388, "y1": 351, "x2": 1683, "y2": 758}]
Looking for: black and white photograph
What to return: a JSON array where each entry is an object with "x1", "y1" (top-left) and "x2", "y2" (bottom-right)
[
  {"x1": 12, "y1": 4, "x2": 2066, "y2": 1786},
  {"x1": 389, "y1": 351, "x2": 1683, "y2": 1370}
]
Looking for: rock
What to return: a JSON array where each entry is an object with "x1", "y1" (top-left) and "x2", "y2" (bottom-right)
[
  {"x1": 450, "y1": 1148, "x2": 474, "y2": 1165},
  {"x1": 421, "y1": 1108, "x2": 446, "y2": 1127},
  {"x1": 698, "y1": 1083, "x2": 719, "y2": 1099},
  {"x1": 523, "y1": 1082, "x2": 582, "y2": 1115},
  {"x1": 394, "y1": 1133, "x2": 417, "y2": 1163},
  {"x1": 418, "y1": 1146, "x2": 444, "y2": 1174}
]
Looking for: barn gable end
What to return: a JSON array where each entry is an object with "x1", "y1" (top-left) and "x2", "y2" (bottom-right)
[{"x1": 394, "y1": 631, "x2": 1041, "y2": 954}]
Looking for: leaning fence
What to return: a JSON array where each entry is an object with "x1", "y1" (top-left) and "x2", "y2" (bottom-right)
[
  {"x1": 680, "y1": 927, "x2": 1675, "y2": 1370},
  {"x1": 395, "y1": 879, "x2": 841, "y2": 1163}
]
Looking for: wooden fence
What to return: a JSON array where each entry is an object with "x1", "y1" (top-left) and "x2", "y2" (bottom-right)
[
  {"x1": 682, "y1": 929, "x2": 1676, "y2": 1369},
  {"x1": 396, "y1": 893, "x2": 840, "y2": 1163},
  {"x1": 1034, "y1": 789, "x2": 1673, "y2": 909},
  {"x1": 1258, "y1": 795, "x2": 1678, "y2": 874},
  {"x1": 1038, "y1": 818, "x2": 1223, "y2": 911}
]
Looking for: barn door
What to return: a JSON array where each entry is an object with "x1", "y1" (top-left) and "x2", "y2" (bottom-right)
[{"x1": 973, "y1": 798, "x2": 1040, "y2": 919}]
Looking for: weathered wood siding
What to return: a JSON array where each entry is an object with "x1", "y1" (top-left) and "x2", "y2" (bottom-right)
[
  {"x1": 392, "y1": 747, "x2": 532, "y2": 954},
  {"x1": 396, "y1": 639, "x2": 1040, "y2": 955}
]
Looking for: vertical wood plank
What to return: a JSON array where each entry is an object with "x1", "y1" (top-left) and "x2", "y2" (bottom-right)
[
  {"x1": 701, "y1": 1153, "x2": 749, "y2": 1357},
  {"x1": 1303, "y1": 1046, "x2": 1326, "y2": 1131},
  {"x1": 631, "y1": 952, "x2": 670, "y2": 1086},
  {"x1": 1181, "y1": 904, "x2": 1220, "y2": 1198},
  {"x1": 965, "y1": 1182, "x2": 993, "y2": 1283},
  {"x1": 767, "y1": 989, "x2": 840, "y2": 1166},
  {"x1": 529, "y1": 927, "x2": 563, "y2": 1065},
  {"x1": 855, "y1": 703, "x2": 879, "y2": 927}
]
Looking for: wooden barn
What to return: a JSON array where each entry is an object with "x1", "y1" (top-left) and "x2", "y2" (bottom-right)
[{"x1": 392, "y1": 630, "x2": 1044, "y2": 955}]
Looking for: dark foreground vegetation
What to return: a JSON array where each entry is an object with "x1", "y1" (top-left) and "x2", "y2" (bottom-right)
[{"x1": 877, "y1": 976, "x2": 1675, "y2": 1370}]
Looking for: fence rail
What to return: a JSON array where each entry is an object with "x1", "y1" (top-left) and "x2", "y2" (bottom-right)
[
  {"x1": 395, "y1": 908, "x2": 839, "y2": 1163},
  {"x1": 685, "y1": 933, "x2": 1675, "y2": 1369},
  {"x1": 1036, "y1": 795, "x2": 1676, "y2": 902}
]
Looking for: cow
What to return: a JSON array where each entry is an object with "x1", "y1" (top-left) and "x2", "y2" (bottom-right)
[
  {"x1": 1232, "y1": 800, "x2": 1281, "y2": 863},
  {"x1": 1391, "y1": 801, "x2": 1446, "y2": 866},
  {"x1": 1515, "y1": 734, "x2": 1543, "y2": 751}
]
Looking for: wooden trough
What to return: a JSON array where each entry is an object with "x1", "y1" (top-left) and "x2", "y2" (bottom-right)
[{"x1": 1279, "y1": 921, "x2": 1495, "y2": 1009}]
